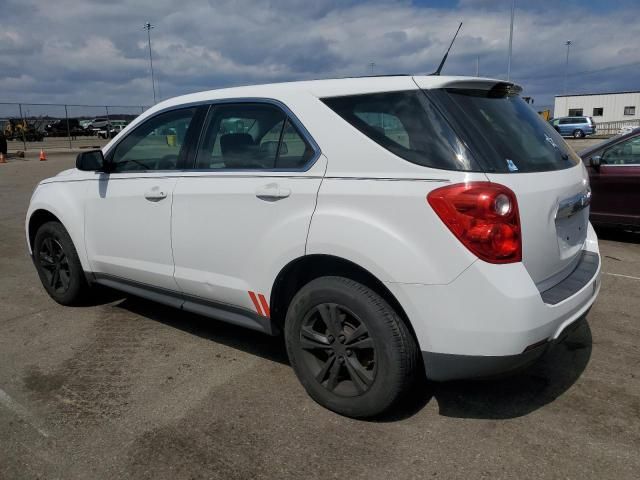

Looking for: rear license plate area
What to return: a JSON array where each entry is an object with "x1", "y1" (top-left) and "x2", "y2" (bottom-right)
[{"x1": 556, "y1": 209, "x2": 588, "y2": 260}]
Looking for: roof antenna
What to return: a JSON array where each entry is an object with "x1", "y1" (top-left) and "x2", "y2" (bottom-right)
[{"x1": 432, "y1": 22, "x2": 463, "y2": 76}]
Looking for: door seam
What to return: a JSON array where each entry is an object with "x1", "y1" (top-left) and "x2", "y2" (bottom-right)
[{"x1": 168, "y1": 177, "x2": 183, "y2": 300}]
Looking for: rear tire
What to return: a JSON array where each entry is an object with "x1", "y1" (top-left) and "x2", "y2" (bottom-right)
[
  {"x1": 33, "y1": 221, "x2": 89, "y2": 306},
  {"x1": 573, "y1": 129, "x2": 585, "y2": 138},
  {"x1": 284, "y1": 276, "x2": 419, "y2": 418}
]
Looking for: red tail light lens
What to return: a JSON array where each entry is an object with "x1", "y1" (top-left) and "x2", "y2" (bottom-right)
[{"x1": 427, "y1": 182, "x2": 522, "y2": 264}]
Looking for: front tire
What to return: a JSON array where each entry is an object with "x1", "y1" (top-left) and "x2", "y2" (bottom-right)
[
  {"x1": 284, "y1": 276, "x2": 418, "y2": 418},
  {"x1": 33, "y1": 221, "x2": 88, "y2": 306}
]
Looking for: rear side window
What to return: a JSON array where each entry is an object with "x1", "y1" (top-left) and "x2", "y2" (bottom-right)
[
  {"x1": 322, "y1": 91, "x2": 477, "y2": 171},
  {"x1": 195, "y1": 103, "x2": 314, "y2": 170},
  {"x1": 435, "y1": 87, "x2": 580, "y2": 173}
]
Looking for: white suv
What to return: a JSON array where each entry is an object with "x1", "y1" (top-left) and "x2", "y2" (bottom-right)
[{"x1": 26, "y1": 76, "x2": 601, "y2": 418}]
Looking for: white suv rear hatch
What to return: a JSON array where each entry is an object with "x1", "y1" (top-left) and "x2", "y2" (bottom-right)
[
  {"x1": 415, "y1": 77, "x2": 590, "y2": 287},
  {"x1": 486, "y1": 167, "x2": 589, "y2": 287}
]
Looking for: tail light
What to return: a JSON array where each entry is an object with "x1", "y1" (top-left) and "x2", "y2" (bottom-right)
[{"x1": 427, "y1": 182, "x2": 522, "y2": 264}]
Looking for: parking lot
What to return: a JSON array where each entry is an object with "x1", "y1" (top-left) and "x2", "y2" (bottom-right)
[{"x1": 1, "y1": 149, "x2": 638, "y2": 479}]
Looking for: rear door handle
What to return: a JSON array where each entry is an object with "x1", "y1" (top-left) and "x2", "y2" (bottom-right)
[
  {"x1": 144, "y1": 187, "x2": 168, "y2": 202},
  {"x1": 255, "y1": 183, "x2": 291, "y2": 201}
]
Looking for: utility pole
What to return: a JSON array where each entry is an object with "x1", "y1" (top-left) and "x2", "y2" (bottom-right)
[
  {"x1": 143, "y1": 22, "x2": 157, "y2": 105},
  {"x1": 475, "y1": 55, "x2": 480, "y2": 77},
  {"x1": 564, "y1": 40, "x2": 572, "y2": 95},
  {"x1": 368, "y1": 62, "x2": 376, "y2": 75},
  {"x1": 507, "y1": 0, "x2": 515, "y2": 81}
]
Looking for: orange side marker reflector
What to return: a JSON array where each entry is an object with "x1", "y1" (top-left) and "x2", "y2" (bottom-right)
[{"x1": 248, "y1": 291, "x2": 263, "y2": 316}]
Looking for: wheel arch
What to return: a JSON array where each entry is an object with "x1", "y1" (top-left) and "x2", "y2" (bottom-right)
[
  {"x1": 270, "y1": 254, "x2": 418, "y2": 343},
  {"x1": 28, "y1": 209, "x2": 62, "y2": 252},
  {"x1": 27, "y1": 179, "x2": 90, "y2": 271}
]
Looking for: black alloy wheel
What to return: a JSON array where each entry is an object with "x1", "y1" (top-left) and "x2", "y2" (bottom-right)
[
  {"x1": 38, "y1": 237, "x2": 72, "y2": 294},
  {"x1": 299, "y1": 303, "x2": 376, "y2": 397},
  {"x1": 33, "y1": 221, "x2": 88, "y2": 305},
  {"x1": 285, "y1": 276, "x2": 419, "y2": 418}
]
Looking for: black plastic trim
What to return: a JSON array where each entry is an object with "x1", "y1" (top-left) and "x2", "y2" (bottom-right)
[
  {"x1": 539, "y1": 251, "x2": 599, "y2": 305},
  {"x1": 422, "y1": 343, "x2": 548, "y2": 381},
  {"x1": 92, "y1": 273, "x2": 277, "y2": 335},
  {"x1": 422, "y1": 314, "x2": 589, "y2": 381}
]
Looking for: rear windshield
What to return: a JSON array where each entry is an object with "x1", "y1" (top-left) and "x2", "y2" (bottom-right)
[
  {"x1": 322, "y1": 91, "x2": 479, "y2": 171},
  {"x1": 438, "y1": 87, "x2": 580, "y2": 173}
]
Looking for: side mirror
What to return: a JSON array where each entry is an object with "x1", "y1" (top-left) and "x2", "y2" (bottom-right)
[
  {"x1": 76, "y1": 149, "x2": 105, "y2": 171},
  {"x1": 590, "y1": 155, "x2": 601, "y2": 171}
]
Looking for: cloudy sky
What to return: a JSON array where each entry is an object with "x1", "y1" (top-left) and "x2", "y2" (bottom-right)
[{"x1": 1, "y1": 0, "x2": 639, "y2": 111}]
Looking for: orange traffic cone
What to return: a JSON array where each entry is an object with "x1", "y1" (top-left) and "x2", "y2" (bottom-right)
[
  {"x1": 39, "y1": 149, "x2": 47, "y2": 161},
  {"x1": 0, "y1": 153, "x2": 6, "y2": 164}
]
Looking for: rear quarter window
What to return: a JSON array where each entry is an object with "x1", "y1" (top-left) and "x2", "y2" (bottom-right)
[{"x1": 322, "y1": 91, "x2": 478, "y2": 171}]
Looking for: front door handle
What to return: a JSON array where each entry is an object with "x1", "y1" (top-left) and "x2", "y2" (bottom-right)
[
  {"x1": 144, "y1": 187, "x2": 168, "y2": 202},
  {"x1": 255, "y1": 183, "x2": 291, "y2": 201}
]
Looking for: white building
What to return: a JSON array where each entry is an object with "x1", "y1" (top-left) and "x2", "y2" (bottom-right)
[{"x1": 554, "y1": 91, "x2": 640, "y2": 123}]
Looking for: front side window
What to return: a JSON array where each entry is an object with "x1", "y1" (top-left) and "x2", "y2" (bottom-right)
[
  {"x1": 624, "y1": 106, "x2": 636, "y2": 116},
  {"x1": 111, "y1": 108, "x2": 195, "y2": 172},
  {"x1": 322, "y1": 91, "x2": 477, "y2": 171},
  {"x1": 602, "y1": 136, "x2": 640, "y2": 165},
  {"x1": 195, "y1": 103, "x2": 314, "y2": 170}
]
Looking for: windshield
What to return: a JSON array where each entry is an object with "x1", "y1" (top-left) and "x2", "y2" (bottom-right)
[{"x1": 439, "y1": 87, "x2": 580, "y2": 173}]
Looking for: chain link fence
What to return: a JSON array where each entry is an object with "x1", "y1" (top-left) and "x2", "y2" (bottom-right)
[{"x1": 0, "y1": 102, "x2": 148, "y2": 153}]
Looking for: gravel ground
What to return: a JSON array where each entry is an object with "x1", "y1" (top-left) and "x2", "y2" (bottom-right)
[{"x1": 0, "y1": 153, "x2": 638, "y2": 479}]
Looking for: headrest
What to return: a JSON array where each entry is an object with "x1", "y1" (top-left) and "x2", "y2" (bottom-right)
[{"x1": 220, "y1": 133, "x2": 253, "y2": 155}]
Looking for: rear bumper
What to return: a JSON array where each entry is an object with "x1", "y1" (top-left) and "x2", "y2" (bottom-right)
[
  {"x1": 386, "y1": 224, "x2": 601, "y2": 381},
  {"x1": 421, "y1": 313, "x2": 587, "y2": 381}
]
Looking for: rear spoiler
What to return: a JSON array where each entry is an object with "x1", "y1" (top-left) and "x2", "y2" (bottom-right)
[{"x1": 413, "y1": 76, "x2": 523, "y2": 95}]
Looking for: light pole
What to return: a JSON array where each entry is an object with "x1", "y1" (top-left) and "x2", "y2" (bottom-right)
[
  {"x1": 143, "y1": 22, "x2": 157, "y2": 105},
  {"x1": 507, "y1": 0, "x2": 515, "y2": 81},
  {"x1": 563, "y1": 40, "x2": 572, "y2": 95}
]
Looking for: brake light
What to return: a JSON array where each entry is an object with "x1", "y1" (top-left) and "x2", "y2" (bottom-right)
[{"x1": 427, "y1": 182, "x2": 522, "y2": 264}]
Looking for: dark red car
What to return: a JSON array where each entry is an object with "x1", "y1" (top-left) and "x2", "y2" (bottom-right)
[{"x1": 580, "y1": 128, "x2": 640, "y2": 229}]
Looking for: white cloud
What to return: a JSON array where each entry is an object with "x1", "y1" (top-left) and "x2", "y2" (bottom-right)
[{"x1": 0, "y1": 0, "x2": 637, "y2": 109}]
